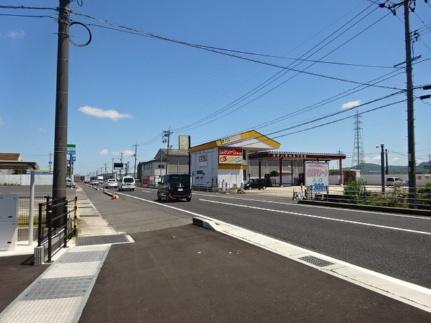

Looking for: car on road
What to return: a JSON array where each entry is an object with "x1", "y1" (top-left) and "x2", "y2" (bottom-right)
[
  {"x1": 66, "y1": 177, "x2": 75, "y2": 188},
  {"x1": 157, "y1": 174, "x2": 191, "y2": 202},
  {"x1": 244, "y1": 178, "x2": 266, "y2": 190},
  {"x1": 104, "y1": 178, "x2": 118, "y2": 189},
  {"x1": 118, "y1": 176, "x2": 135, "y2": 191},
  {"x1": 386, "y1": 177, "x2": 404, "y2": 186}
]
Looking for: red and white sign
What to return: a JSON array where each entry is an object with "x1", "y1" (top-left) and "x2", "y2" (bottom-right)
[{"x1": 219, "y1": 147, "x2": 243, "y2": 164}]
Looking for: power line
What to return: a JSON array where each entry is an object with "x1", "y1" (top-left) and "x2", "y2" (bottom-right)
[
  {"x1": 0, "y1": 13, "x2": 56, "y2": 19},
  {"x1": 272, "y1": 100, "x2": 405, "y2": 139},
  {"x1": 0, "y1": 5, "x2": 57, "y2": 11},
  {"x1": 173, "y1": 5, "x2": 394, "y2": 132}
]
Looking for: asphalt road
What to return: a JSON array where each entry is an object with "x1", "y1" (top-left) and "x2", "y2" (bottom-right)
[{"x1": 95, "y1": 186, "x2": 431, "y2": 289}]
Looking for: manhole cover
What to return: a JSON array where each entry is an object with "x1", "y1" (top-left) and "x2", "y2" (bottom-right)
[{"x1": 299, "y1": 255, "x2": 334, "y2": 267}]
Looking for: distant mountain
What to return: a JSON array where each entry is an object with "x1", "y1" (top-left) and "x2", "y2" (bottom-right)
[{"x1": 349, "y1": 162, "x2": 430, "y2": 174}]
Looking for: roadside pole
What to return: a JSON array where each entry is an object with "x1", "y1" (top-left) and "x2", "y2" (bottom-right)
[
  {"x1": 28, "y1": 171, "x2": 35, "y2": 245},
  {"x1": 52, "y1": 0, "x2": 71, "y2": 219},
  {"x1": 403, "y1": 0, "x2": 416, "y2": 206},
  {"x1": 380, "y1": 144, "x2": 385, "y2": 193}
]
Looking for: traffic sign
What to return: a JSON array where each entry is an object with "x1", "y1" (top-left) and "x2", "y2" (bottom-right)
[
  {"x1": 68, "y1": 150, "x2": 76, "y2": 155},
  {"x1": 67, "y1": 144, "x2": 76, "y2": 148}
]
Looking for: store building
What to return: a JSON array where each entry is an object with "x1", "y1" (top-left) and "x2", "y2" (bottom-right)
[
  {"x1": 137, "y1": 148, "x2": 189, "y2": 187},
  {"x1": 190, "y1": 130, "x2": 280, "y2": 190},
  {"x1": 190, "y1": 130, "x2": 346, "y2": 190}
]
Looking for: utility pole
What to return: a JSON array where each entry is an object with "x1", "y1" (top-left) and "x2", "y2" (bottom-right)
[
  {"x1": 119, "y1": 152, "x2": 124, "y2": 179},
  {"x1": 52, "y1": 0, "x2": 71, "y2": 218},
  {"x1": 385, "y1": 149, "x2": 389, "y2": 175},
  {"x1": 48, "y1": 152, "x2": 52, "y2": 173},
  {"x1": 133, "y1": 143, "x2": 138, "y2": 179},
  {"x1": 403, "y1": 0, "x2": 416, "y2": 206},
  {"x1": 163, "y1": 130, "x2": 173, "y2": 175},
  {"x1": 104, "y1": 162, "x2": 107, "y2": 176},
  {"x1": 379, "y1": 144, "x2": 385, "y2": 193}
]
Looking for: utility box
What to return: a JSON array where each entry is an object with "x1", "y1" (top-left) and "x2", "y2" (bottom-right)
[{"x1": 0, "y1": 195, "x2": 18, "y2": 251}]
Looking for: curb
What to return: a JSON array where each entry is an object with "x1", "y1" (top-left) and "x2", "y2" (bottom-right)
[{"x1": 298, "y1": 200, "x2": 431, "y2": 216}]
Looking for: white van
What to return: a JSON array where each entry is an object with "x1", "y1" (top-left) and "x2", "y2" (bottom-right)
[{"x1": 119, "y1": 176, "x2": 135, "y2": 191}]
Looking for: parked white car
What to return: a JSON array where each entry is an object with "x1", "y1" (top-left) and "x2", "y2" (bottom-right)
[
  {"x1": 118, "y1": 176, "x2": 135, "y2": 191},
  {"x1": 386, "y1": 177, "x2": 404, "y2": 186},
  {"x1": 104, "y1": 178, "x2": 118, "y2": 189}
]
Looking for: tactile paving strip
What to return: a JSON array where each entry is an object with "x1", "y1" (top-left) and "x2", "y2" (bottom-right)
[
  {"x1": 299, "y1": 255, "x2": 334, "y2": 267},
  {"x1": 76, "y1": 234, "x2": 130, "y2": 246},
  {"x1": 58, "y1": 250, "x2": 106, "y2": 263},
  {"x1": 23, "y1": 276, "x2": 93, "y2": 300}
]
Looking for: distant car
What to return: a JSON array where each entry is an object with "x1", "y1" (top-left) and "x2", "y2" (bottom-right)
[
  {"x1": 90, "y1": 179, "x2": 99, "y2": 186},
  {"x1": 66, "y1": 177, "x2": 76, "y2": 188},
  {"x1": 118, "y1": 176, "x2": 135, "y2": 191},
  {"x1": 104, "y1": 178, "x2": 118, "y2": 189},
  {"x1": 157, "y1": 174, "x2": 191, "y2": 202},
  {"x1": 386, "y1": 177, "x2": 404, "y2": 186},
  {"x1": 244, "y1": 178, "x2": 266, "y2": 190}
]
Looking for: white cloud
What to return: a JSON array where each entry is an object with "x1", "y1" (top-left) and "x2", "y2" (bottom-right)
[
  {"x1": 5, "y1": 30, "x2": 25, "y2": 40},
  {"x1": 99, "y1": 148, "x2": 109, "y2": 156},
  {"x1": 341, "y1": 100, "x2": 361, "y2": 110},
  {"x1": 79, "y1": 105, "x2": 131, "y2": 121},
  {"x1": 122, "y1": 149, "x2": 135, "y2": 156}
]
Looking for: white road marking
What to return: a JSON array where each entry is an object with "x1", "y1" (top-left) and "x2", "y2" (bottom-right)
[
  {"x1": 192, "y1": 192, "x2": 431, "y2": 220},
  {"x1": 117, "y1": 191, "x2": 431, "y2": 311},
  {"x1": 199, "y1": 198, "x2": 431, "y2": 236},
  {"x1": 141, "y1": 189, "x2": 152, "y2": 193}
]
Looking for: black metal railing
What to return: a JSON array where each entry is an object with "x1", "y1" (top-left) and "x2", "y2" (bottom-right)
[{"x1": 37, "y1": 196, "x2": 78, "y2": 262}]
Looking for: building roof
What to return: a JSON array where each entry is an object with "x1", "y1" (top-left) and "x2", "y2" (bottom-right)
[
  {"x1": 0, "y1": 153, "x2": 21, "y2": 161},
  {"x1": 249, "y1": 151, "x2": 346, "y2": 160},
  {"x1": 0, "y1": 161, "x2": 38, "y2": 170},
  {"x1": 189, "y1": 130, "x2": 280, "y2": 153},
  {"x1": 154, "y1": 148, "x2": 189, "y2": 160}
]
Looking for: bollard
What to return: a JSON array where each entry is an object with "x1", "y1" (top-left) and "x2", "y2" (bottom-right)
[{"x1": 34, "y1": 246, "x2": 44, "y2": 265}]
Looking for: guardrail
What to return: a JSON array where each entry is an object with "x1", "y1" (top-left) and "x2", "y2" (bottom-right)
[{"x1": 37, "y1": 196, "x2": 78, "y2": 262}]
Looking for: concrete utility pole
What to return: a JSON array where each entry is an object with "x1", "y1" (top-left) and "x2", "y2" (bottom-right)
[
  {"x1": 403, "y1": 0, "x2": 416, "y2": 206},
  {"x1": 119, "y1": 152, "x2": 124, "y2": 179},
  {"x1": 163, "y1": 130, "x2": 173, "y2": 175},
  {"x1": 379, "y1": 144, "x2": 385, "y2": 193},
  {"x1": 385, "y1": 149, "x2": 389, "y2": 175},
  {"x1": 52, "y1": 0, "x2": 71, "y2": 212},
  {"x1": 133, "y1": 143, "x2": 138, "y2": 179},
  {"x1": 48, "y1": 152, "x2": 52, "y2": 173}
]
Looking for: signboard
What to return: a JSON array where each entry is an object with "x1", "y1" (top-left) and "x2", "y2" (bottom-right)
[
  {"x1": 305, "y1": 162, "x2": 329, "y2": 192},
  {"x1": 220, "y1": 134, "x2": 242, "y2": 146},
  {"x1": 198, "y1": 154, "x2": 208, "y2": 167},
  {"x1": 179, "y1": 135, "x2": 190, "y2": 151},
  {"x1": 67, "y1": 144, "x2": 76, "y2": 149},
  {"x1": 113, "y1": 162, "x2": 124, "y2": 169},
  {"x1": 68, "y1": 150, "x2": 76, "y2": 155},
  {"x1": 219, "y1": 147, "x2": 243, "y2": 164}
]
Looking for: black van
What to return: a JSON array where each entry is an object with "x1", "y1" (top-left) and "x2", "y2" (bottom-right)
[{"x1": 157, "y1": 174, "x2": 192, "y2": 202}]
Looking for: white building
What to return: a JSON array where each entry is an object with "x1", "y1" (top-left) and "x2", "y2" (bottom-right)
[{"x1": 190, "y1": 130, "x2": 280, "y2": 190}]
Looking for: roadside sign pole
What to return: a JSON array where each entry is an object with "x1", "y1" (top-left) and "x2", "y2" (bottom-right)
[{"x1": 52, "y1": 0, "x2": 71, "y2": 213}]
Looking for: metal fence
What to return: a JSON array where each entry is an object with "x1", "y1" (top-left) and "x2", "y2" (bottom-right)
[
  {"x1": 17, "y1": 196, "x2": 47, "y2": 241},
  {"x1": 37, "y1": 196, "x2": 78, "y2": 263}
]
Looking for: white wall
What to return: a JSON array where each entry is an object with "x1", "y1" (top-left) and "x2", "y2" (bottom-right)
[
  {"x1": 191, "y1": 148, "x2": 218, "y2": 188},
  {"x1": 218, "y1": 169, "x2": 242, "y2": 189},
  {"x1": 328, "y1": 174, "x2": 431, "y2": 186},
  {"x1": 0, "y1": 174, "x2": 53, "y2": 186}
]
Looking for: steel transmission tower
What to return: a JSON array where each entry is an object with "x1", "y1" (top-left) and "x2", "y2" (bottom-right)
[{"x1": 352, "y1": 111, "x2": 364, "y2": 169}]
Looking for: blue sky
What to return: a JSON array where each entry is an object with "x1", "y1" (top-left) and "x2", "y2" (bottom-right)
[{"x1": 1, "y1": 0, "x2": 430, "y2": 174}]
